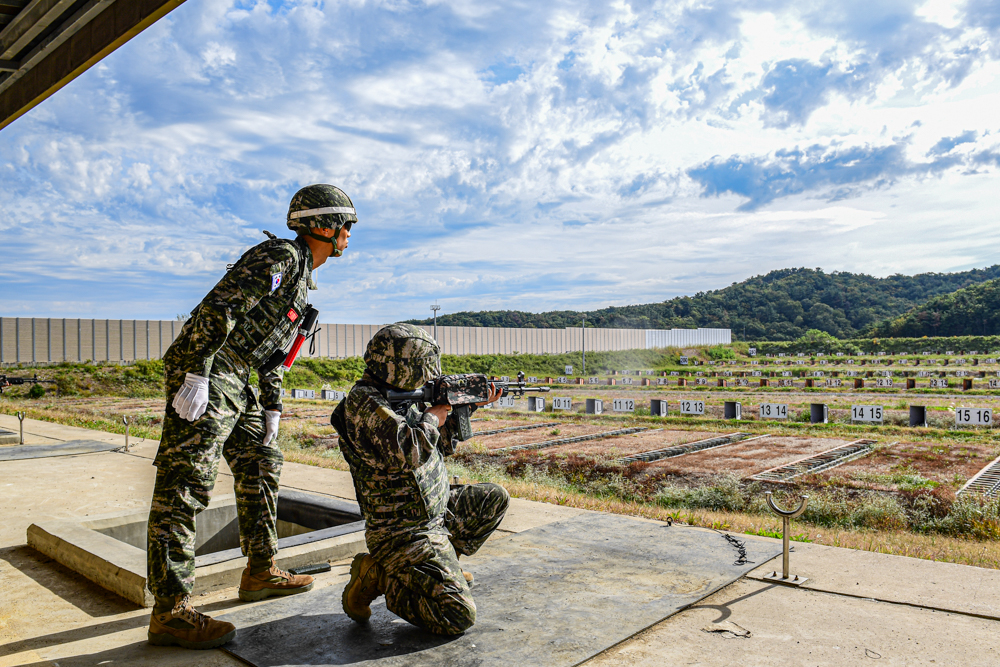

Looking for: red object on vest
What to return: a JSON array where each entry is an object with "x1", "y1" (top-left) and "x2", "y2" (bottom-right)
[{"x1": 287, "y1": 309, "x2": 298, "y2": 322}]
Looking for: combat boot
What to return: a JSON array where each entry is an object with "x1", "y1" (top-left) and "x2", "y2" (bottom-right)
[
  {"x1": 342, "y1": 553, "x2": 386, "y2": 622},
  {"x1": 239, "y1": 558, "x2": 315, "y2": 601},
  {"x1": 147, "y1": 594, "x2": 236, "y2": 649}
]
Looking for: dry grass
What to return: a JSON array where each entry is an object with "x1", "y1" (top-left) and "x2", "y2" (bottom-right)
[{"x1": 456, "y1": 468, "x2": 1000, "y2": 570}]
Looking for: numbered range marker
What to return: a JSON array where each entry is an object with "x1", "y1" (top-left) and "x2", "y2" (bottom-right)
[
  {"x1": 929, "y1": 379, "x2": 949, "y2": 388},
  {"x1": 556, "y1": 376, "x2": 568, "y2": 384},
  {"x1": 759, "y1": 403, "x2": 788, "y2": 420},
  {"x1": 876, "y1": 378, "x2": 894, "y2": 388},
  {"x1": 827, "y1": 379, "x2": 842, "y2": 387},
  {"x1": 612, "y1": 398, "x2": 635, "y2": 413},
  {"x1": 679, "y1": 356, "x2": 688, "y2": 365},
  {"x1": 321, "y1": 390, "x2": 346, "y2": 401},
  {"x1": 989, "y1": 379, "x2": 1000, "y2": 389},
  {"x1": 291, "y1": 389, "x2": 315, "y2": 399},
  {"x1": 564, "y1": 365, "x2": 573, "y2": 375},
  {"x1": 680, "y1": 400, "x2": 705, "y2": 415},
  {"x1": 552, "y1": 397, "x2": 573, "y2": 411},
  {"x1": 588, "y1": 377, "x2": 600, "y2": 384},
  {"x1": 852, "y1": 405, "x2": 883, "y2": 423},
  {"x1": 956, "y1": 408, "x2": 992, "y2": 427},
  {"x1": 496, "y1": 396, "x2": 517, "y2": 409}
]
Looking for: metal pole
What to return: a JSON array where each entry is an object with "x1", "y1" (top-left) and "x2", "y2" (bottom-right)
[
  {"x1": 431, "y1": 303, "x2": 441, "y2": 341},
  {"x1": 764, "y1": 492, "x2": 810, "y2": 585},
  {"x1": 582, "y1": 315, "x2": 586, "y2": 375},
  {"x1": 17, "y1": 411, "x2": 25, "y2": 445}
]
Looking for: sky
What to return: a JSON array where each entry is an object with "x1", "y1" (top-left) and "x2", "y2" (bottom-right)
[{"x1": 3, "y1": 0, "x2": 1000, "y2": 323}]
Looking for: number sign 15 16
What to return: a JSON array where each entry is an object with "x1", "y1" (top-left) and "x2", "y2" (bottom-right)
[{"x1": 956, "y1": 408, "x2": 992, "y2": 426}]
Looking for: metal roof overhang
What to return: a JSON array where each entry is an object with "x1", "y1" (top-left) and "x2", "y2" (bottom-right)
[{"x1": 0, "y1": 0, "x2": 187, "y2": 131}]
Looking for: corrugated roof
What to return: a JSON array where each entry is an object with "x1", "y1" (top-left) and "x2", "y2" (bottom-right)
[{"x1": 0, "y1": 0, "x2": 186, "y2": 130}]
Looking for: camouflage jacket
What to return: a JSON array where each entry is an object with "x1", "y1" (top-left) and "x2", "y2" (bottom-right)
[
  {"x1": 165, "y1": 234, "x2": 315, "y2": 411},
  {"x1": 332, "y1": 379, "x2": 460, "y2": 567}
]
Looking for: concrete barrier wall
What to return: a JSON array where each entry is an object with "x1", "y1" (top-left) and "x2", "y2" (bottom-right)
[{"x1": 0, "y1": 317, "x2": 730, "y2": 364}]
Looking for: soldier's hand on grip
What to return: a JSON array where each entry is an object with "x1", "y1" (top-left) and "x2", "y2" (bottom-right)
[{"x1": 172, "y1": 373, "x2": 210, "y2": 421}]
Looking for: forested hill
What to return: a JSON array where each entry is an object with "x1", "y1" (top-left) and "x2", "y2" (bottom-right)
[
  {"x1": 406, "y1": 267, "x2": 1000, "y2": 341},
  {"x1": 871, "y1": 279, "x2": 1000, "y2": 338}
]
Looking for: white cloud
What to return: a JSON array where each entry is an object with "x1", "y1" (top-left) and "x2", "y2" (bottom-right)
[{"x1": 2, "y1": 0, "x2": 1000, "y2": 321}]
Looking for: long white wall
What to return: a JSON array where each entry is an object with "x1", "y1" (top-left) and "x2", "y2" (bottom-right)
[{"x1": 0, "y1": 317, "x2": 730, "y2": 364}]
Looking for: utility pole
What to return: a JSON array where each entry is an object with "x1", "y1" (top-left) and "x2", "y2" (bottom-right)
[
  {"x1": 430, "y1": 302, "x2": 441, "y2": 341},
  {"x1": 582, "y1": 314, "x2": 586, "y2": 375}
]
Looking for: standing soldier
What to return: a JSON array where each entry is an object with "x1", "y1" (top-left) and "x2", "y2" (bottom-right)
[
  {"x1": 146, "y1": 185, "x2": 357, "y2": 650},
  {"x1": 331, "y1": 324, "x2": 509, "y2": 636}
]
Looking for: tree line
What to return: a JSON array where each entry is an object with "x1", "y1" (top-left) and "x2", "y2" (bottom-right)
[{"x1": 406, "y1": 266, "x2": 1000, "y2": 341}]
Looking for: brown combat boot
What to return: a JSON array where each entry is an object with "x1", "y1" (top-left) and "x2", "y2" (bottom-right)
[
  {"x1": 147, "y1": 594, "x2": 236, "y2": 650},
  {"x1": 342, "y1": 553, "x2": 386, "y2": 623},
  {"x1": 238, "y1": 558, "x2": 315, "y2": 602}
]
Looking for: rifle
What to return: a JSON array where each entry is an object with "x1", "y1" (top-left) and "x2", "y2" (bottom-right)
[
  {"x1": 0, "y1": 374, "x2": 56, "y2": 394},
  {"x1": 386, "y1": 373, "x2": 550, "y2": 441}
]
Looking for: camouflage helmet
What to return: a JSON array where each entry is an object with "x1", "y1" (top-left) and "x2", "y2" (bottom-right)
[
  {"x1": 286, "y1": 184, "x2": 357, "y2": 257},
  {"x1": 365, "y1": 323, "x2": 441, "y2": 391}
]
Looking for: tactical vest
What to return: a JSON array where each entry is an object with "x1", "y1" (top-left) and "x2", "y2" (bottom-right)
[
  {"x1": 225, "y1": 237, "x2": 311, "y2": 371},
  {"x1": 332, "y1": 398, "x2": 450, "y2": 532}
]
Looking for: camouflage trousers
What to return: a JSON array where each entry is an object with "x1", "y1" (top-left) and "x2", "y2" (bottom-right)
[
  {"x1": 380, "y1": 482, "x2": 509, "y2": 636},
  {"x1": 146, "y1": 363, "x2": 282, "y2": 598}
]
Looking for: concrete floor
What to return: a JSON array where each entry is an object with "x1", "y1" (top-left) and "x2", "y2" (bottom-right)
[{"x1": 2, "y1": 413, "x2": 1000, "y2": 666}]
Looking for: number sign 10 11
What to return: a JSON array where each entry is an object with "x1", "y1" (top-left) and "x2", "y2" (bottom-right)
[{"x1": 552, "y1": 397, "x2": 573, "y2": 410}]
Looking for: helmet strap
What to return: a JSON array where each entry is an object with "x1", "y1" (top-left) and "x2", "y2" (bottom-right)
[{"x1": 306, "y1": 230, "x2": 335, "y2": 244}]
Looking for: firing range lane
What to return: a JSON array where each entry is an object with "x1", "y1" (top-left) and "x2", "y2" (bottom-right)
[
  {"x1": 816, "y1": 441, "x2": 996, "y2": 488},
  {"x1": 537, "y1": 429, "x2": 726, "y2": 458},
  {"x1": 646, "y1": 435, "x2": 853, "y2": 477}
]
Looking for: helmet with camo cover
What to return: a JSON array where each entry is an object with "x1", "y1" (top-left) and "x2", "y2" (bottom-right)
[
  {"x1": 365, "y1": 323, "x2": 441, "y2": 391},
  {"x1": 286, "y1": 184, "x2": 357, "y2": 257}
]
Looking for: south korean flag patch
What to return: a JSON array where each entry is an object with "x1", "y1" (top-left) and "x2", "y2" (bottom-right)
[{"x1": 270, "y1": 272, "x2": 283, "y2": 292}]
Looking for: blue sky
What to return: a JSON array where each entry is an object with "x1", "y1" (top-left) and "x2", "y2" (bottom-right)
[{"x1": 4, "y1": 0, "x2": 1000, "y2": 323}]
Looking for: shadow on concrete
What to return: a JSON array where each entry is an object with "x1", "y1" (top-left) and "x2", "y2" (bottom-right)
[
  {"x1": 13, "y1": 640, "x2": 234, "y2": 667},
  {"x1": 0, "y1": 545, "x2": 139, "y2": 618},
  {"x1": 687, "y1": 581, "x2": 778, "y2": 623},
  {"x1": 0, "y1": 590, "x2": 250, "y2": 660}
]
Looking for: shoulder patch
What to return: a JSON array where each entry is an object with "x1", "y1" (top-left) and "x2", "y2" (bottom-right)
[{"x1": 270, "y1": 273, "x2": 282, "y2": 292}]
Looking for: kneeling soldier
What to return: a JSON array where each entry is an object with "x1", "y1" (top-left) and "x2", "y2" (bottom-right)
[{"x1": 331, "y1": 323, "x2": 509, "y2": 635}]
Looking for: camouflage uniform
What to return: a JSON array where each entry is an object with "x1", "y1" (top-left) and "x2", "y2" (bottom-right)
[
  {"x1": 146, "y1": 234, "x2": 315, "y2": 598},
  {"x1": 332, "y1": 324, "x2": 510, "y2": 635}
]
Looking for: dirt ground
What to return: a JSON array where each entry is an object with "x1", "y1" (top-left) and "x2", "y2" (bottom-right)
[
  {"x1": 818, "y1": 441, "x2": 999, "y2": 489},
  {"x1": 539, "y1": 429, "x2": 727, "y2": 458},
  {"x1": 648, "y1": 435, "x2": 852, "y2": 477},
  {"x1": 469, "y1": 423, "x2": 618, "y2": 450}
]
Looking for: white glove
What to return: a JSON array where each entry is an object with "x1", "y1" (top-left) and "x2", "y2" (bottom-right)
[
  {"x1": 172, "y1": 373, "x2": 210, "y2": 422},
  {"x1": 263, "y1": 410, "x2": 281, "y2": 447}
]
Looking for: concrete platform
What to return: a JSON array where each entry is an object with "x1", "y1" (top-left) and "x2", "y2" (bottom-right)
[{"x1": 2, "y1": 415, "x2": 1000, "y2": 666}]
